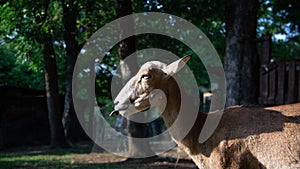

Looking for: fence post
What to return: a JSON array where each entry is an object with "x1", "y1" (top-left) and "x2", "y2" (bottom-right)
[
  {"x1": 287, "y1": 60, "x2": 296, "y2": 103},
  {"x1": 259, "y1": 34, "x2": 272, "y2": 104},
  {"x1": 276, "y1": 61, "x2": 285, "y2": 105}
]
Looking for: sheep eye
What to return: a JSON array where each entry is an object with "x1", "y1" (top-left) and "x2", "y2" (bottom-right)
[{"x1": 141, "y1": 74, "x2": 152, "y2": 81}]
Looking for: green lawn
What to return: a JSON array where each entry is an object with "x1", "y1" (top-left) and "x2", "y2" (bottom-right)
[
  {"x1": 0, "y1": 144, "x2": 134, "y2": 169},
  {"x1": 1, "y1": 152, "x2": 78, "y2": 169},
  {"x1": 0, "y1": 152, "x2": 137, "y2": 169},
  {"x1": 0, "y1": 143, "x2": 195, "y2": 169}
]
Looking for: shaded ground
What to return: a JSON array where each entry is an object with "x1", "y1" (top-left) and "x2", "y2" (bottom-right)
[{"x1": 0, "y1": 142, "x2": 197, "y2": 169}]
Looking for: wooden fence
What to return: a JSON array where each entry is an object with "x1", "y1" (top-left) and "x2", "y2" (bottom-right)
[{"x1": 259, "y1": 34, "x2": 300, "y2": 105}]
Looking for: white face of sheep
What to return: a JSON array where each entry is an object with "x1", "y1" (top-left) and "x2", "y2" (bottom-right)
[{"x1": 110, "y1": 55, "x2": 191, "y2": 118}]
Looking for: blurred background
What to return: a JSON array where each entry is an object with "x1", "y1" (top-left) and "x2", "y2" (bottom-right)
[{"x1": 0, "y1": 0, "x2": 299, "y2": 168}]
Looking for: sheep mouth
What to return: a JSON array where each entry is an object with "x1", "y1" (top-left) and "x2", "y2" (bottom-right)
[
  {"x1": 109, "y1": 104, "x2": 151, "y2": 117},
  {"x1": 109, "y1": 110, "x2": 120, "y2": 117}
]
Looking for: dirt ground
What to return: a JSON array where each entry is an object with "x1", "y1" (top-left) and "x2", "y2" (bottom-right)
[
  {"x1": 74, "y1": 152, "x2": 197, "y2": 169},
  {"x1": 76, "y1": 142, "x2": 197, "y2": 169}
]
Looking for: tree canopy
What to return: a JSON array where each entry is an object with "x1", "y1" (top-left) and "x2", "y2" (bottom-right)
[{"x1": 1, "y1": 0, "x2": 298, "y2": 90}]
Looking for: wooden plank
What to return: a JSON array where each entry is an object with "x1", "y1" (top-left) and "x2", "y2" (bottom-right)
[
  {"x1": 259, "y1": 71, "x2": 269, "y2": 104},
  {"x1": 259, "y1": 34, "x2": 272, "y2": 105},
  {"x1": 268, "y1": 69, "x2": 276, "y2": 104},
  {"x1": 287, "y1": 60, "x2": 296, "y2": 104},
  {"x1": 276, "y1": 61, "x2": 285, "y2": 105},
  {"x1": 261, "y1": 34, "x2": 272, "y2": 63}
]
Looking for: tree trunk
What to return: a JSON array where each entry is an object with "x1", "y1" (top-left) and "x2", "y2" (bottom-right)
[
  {"x1": 33, "y1": 0, "x2": 68, "y2": 148},
  {"x1": 41, "y1": 35, "x2": 68, "y2": 148},
  {"x1": 61, "y1": 0, "x2": 81, "y2": 143},
  {"x1": 224, "y1": 0, "x2": 259, "y2": 106},
  {"x1": 115, "y1": 0, "x2": 153, "y2": 157}
]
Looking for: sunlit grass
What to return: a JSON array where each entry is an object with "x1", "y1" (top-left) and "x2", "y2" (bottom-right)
[
  {"x1": 0, "y1": 147, "x2": 131, "y2": 169},
  {"x1": 0, "y1": 142, "x2": 187, "y2": 169},
  {"x1": 0, "y1": 153, "x2": 77, "y2": 169}
]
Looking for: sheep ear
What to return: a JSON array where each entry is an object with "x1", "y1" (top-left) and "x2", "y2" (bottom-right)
[{"x1": 163, "y1": 55, "x2": 191, "y2": 77}]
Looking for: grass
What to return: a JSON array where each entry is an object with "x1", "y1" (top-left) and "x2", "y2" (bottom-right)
[
  {"x1": 0, "y1": 153, "x2": 77, "y2": 169},
  {"x1": 0, "y1": 143, "x2": 133, "y2": 169},
  {"x1": 0, "y1": 152, "x2": 132, "y2": 169},
  {"x1": 0, "y1": 142, "x2": 195, "y2": 169}
]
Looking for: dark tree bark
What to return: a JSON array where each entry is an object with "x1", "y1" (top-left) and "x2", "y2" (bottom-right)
[
  {"x1": 225, "y1": 0, "x2": 260, "y2": 106},
  {"x1": 41, "y1": 35, "x2": 68, "y2": 148},
  {"x1": 33, "y1": 0, "x2": 68, "y2": 148},
  {"x1": 114, "y1": 0, "x2": 139, "y2": 80},
  {"x1": 61, "y1": 0, "x2": 81, "y2": 143},
  {"x1": 115, "y1": 0, "x2": 153, "y2": 157}
]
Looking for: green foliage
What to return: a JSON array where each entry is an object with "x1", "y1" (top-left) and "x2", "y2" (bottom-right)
[
  {"x1": 0, "y1": 42, "x2": 45, "y2": 89},
  {"x1": 76, "y1": 0, "x2": 115, "y2": 44},
  {"x1": 132, "y1": 0, "x2": 226, "y2": 91},
  {"x1": 0, "y1": 0, "x2": 64, "y2": 90},
  {"x1": 0, "y1": 0, "x2": 116, "y2": 93},
  {"x1": 258, "y1": 0, "x2": 300, "y2": 59},
  {"x1": 0, "y1": 0, "x2": 299, "y2": 103},
  {"x1": 95, "y1": 53, "x2": 118, "y2": 118},
  {"x1": 272, "y1": 38, "x2": 300, "y2": 60},
  {"x1": 272, "y1": 0, "x2": 300, "y2": 35},
  {"x1": 135, "y1": 0, "x2": 226, "y2": 58}
]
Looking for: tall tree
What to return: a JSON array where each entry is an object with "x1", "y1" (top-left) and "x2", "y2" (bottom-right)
[
  {"x1": 0, "y1": 0, "x2": 69, "y2": 148},
  {"x1": 114, "y1": 0, "x2": 153, "y2": 156},
  {"x1": 61, "y1": 0, "x2": 81, "y2": 143},
  {"x1": 224, "y1": 0, "x2": 260, "y2": 106},
  {"x1": 40, "y1": 34, "x2": 68, "y2": 148},
  {"x1": 36, "y1": 1, "x2": 69, "y2": 148}
]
